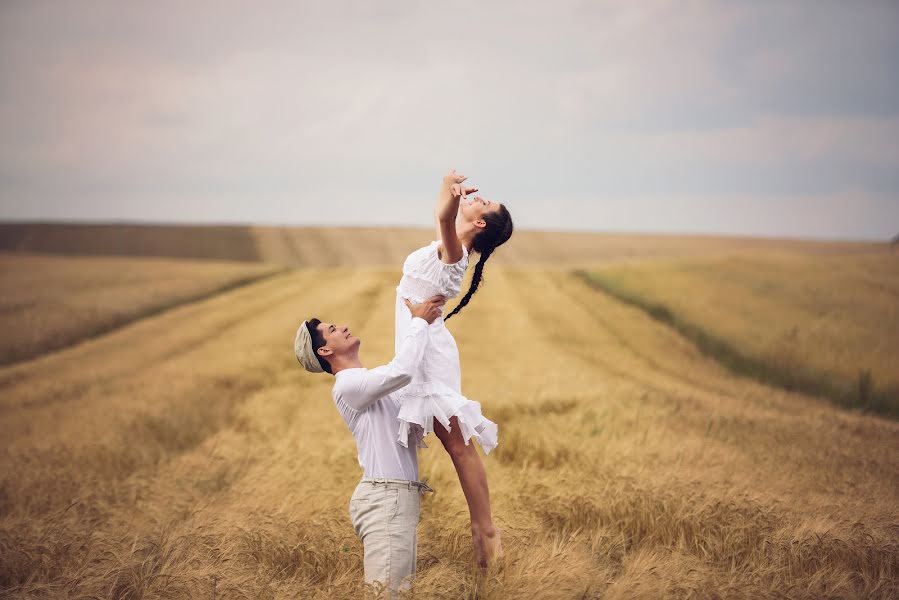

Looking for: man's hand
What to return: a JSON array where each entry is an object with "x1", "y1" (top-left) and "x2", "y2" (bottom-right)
[{"x1": 404, "y1": 295, "x2": 446, "y2": 324}]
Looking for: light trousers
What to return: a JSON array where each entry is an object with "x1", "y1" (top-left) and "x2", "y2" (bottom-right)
[{"x1": 349, "y1": 478, "x2": 423, "y2": 596}]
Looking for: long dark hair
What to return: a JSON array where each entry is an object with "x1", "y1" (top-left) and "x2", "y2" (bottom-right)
[{"x1": 445, "y1": 204, "x2": 514, "y2": 321}]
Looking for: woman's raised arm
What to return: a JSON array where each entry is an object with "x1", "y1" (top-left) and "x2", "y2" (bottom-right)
[{"x1": 434, "y1": 170, "x2": 477, "y2": 264}]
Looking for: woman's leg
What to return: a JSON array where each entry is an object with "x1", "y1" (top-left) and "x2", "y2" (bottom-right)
[{"x1": 433, "y1": 416, "x2": 503, "y2": 566}]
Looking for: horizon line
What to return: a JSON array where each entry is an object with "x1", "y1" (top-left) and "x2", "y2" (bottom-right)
[{"x1": 0, "y1": 218, "x2": 891, "y2": 245}]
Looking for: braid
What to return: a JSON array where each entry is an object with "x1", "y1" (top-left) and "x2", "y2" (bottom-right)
[
  {"x1": 444, "y1": 204, "x2": 513, "y2": 321},
  {"x1": 445, "y1": 248, "x2": 492, "y2": 321}
]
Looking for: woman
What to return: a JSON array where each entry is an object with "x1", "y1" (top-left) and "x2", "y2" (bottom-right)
[{"x1": 394, "y1": 169, "x2": 513, "y2": 566}]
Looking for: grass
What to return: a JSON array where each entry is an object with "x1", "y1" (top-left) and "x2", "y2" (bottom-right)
[
  {"x1": 0, "y1": 252, "x2": 284, "y2": 365},
  {"x1": 575, "y1": 250, "x2": 899, "y2": 418},
  {"x1": 0, "y1": 253, "x2": 897, "y2": 598}
]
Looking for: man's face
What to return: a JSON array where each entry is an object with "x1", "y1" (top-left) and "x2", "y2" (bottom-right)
[{"x1": 315, "y1": 321, "x2": 361, "y2": 360}]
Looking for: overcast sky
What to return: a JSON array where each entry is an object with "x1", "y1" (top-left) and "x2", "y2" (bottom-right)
[{"x1": 1, "y1": 1, "x2": 898, "y2": 240}]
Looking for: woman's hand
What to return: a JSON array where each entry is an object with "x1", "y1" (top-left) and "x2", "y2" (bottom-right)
[
  {"x1": 443, "y1": 169, "x2": 467, "y2": 186},
  {"x1": 444, "y1": 170, "x2": 478, "y2": 199},
  {"x1": 450, "y1": 183, "x2": 478, "y2": 199}
]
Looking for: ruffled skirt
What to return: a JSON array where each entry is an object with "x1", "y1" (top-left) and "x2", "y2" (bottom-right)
[{"x1": 395, "y1": 381, "x2": 499, "y2": 454}]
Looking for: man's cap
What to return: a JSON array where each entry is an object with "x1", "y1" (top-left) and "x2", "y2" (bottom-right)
[{"x1": 295, "y1": 320, "x2": 324, "y2": 373}]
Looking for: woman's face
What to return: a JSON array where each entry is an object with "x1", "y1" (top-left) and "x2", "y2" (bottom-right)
[{"x1": 458, "y1": 195, "x2": 502, "y2": 226}]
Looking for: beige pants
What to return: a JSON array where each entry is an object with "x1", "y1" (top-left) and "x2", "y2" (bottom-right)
[{"x1": 349, "y1": 478, "x2": 423, "y2": 596}]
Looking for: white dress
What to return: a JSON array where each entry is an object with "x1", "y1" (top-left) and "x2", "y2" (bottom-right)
[{"x1": 394, "y1": 240, "x2": 499, "y2": 453}]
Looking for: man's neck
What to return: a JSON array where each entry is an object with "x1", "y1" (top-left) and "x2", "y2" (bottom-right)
[{"x1": 331, "y1": 355, "x2": 364, "y2": 375}]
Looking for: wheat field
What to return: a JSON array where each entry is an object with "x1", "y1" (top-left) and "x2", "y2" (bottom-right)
[
  {"x1": 1, "y1": 245, "x2": 898, "y2": 598},
  {"x1": 0, "y1": 253, "x2": 282, "y2": 365},
  {"x1": 0, "y1": 223, "x2": 879, "y2": 267},
  {"x1": 582, "y1": 250, "x2": 899, "y2": 415}
]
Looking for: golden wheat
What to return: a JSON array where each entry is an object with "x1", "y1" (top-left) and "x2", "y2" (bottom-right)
[
  {"x1": 0, "y1": 252, "x2": 281, "y2": 365},
  {"x1": 0, "y1": 255, "x2": 897, "y2": 598},
  {"x1": 585, "y1": 250, "x2": 899, "y2": 414}
]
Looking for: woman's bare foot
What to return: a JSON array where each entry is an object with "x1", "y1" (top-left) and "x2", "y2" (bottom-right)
[
  {"x1": 483, "y1": 528, "x2": 504, "y2": 565},
  {"x1": 472, "y1": 525, "x2": 504, "y2": 568}
]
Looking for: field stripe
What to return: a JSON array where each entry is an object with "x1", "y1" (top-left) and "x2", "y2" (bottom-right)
[
  {"x1": 575, "y1": 269, "x2": 899, "y2": 419},
  {"x1": 0, "y1": 265, "x2": 291, "y2": 369},
  {"x1": 0, "y1": 268, "x2": 385, "y2": 440}
]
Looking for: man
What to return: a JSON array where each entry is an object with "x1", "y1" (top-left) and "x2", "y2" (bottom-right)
[{"x1": 294, "y1": 295, "x2": 445, "y2": 596}]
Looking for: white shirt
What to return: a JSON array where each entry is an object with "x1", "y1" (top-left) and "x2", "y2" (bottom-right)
[{"x1": 331, "y1": 317, "x2": 429, "y2": 481}]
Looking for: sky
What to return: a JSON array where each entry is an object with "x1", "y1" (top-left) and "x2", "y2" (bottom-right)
[{"x1": 1, "y1": 0, "x2": 898, "y2": 240}]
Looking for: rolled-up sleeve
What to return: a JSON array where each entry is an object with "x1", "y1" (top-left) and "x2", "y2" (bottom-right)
[{"x1": 334, "y1": 317, "x2": 429, "y2": 411}]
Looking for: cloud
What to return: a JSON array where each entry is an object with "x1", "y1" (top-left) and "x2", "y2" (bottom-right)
[{"x1": 1, "y1": 0, "x2": 897, "y2": 239}]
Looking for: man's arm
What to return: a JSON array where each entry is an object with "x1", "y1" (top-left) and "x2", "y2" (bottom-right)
[{"x1": 335, "y1": 296, "x2": 444, "y2": 412}]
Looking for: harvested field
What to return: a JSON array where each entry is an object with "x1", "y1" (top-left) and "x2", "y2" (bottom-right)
[
  {"x1": 1, "y1": 245, "x2": 897, "y2": 598},
  {"x1": 0, "y1": 222, "x2": 882, "y2": 267},
  {"x1": 580, "y1": 250, "x2": 899, "y2": 416},
  {"x1": 0, "y1": 253, "x2": 282, "y2": 365}
]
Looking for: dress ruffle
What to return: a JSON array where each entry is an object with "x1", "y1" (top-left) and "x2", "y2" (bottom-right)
[
  {"x1": 395, "y1": 381, "x2": 499, "y2": 454},
  {"x1": 400, "y1": 241, "x2": 469, "y2": 300}
]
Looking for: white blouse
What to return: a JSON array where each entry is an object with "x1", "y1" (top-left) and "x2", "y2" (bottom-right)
[{"x1": 396, "y1": 240, "x2": 469, "y2": 305}]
